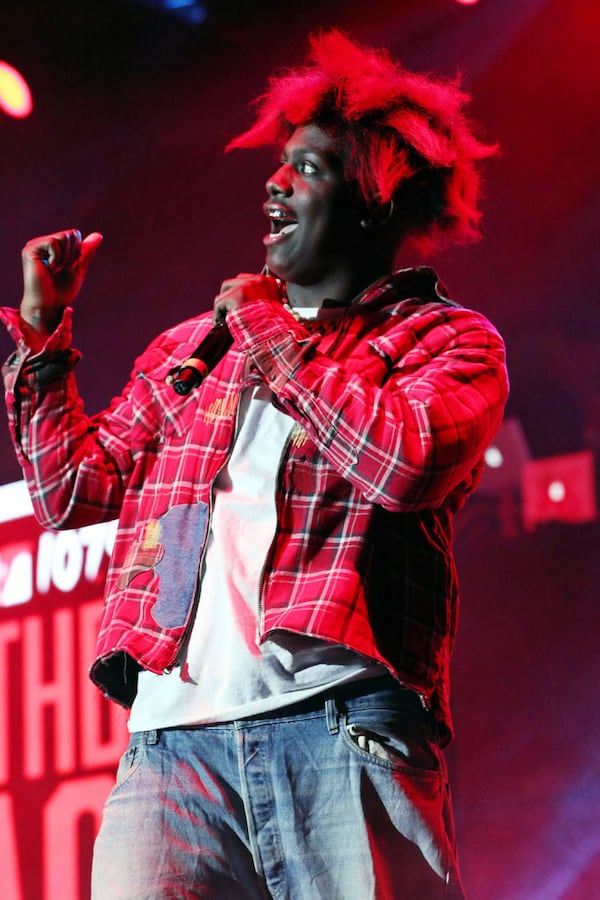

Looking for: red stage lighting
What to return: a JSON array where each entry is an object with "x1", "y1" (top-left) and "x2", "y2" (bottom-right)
[
  {"x1": 0, "y1": 61, "x2": 33, "y2": 119},
  {"x1": 521, "y1": 450, "x2": 597, "y2": 530}
]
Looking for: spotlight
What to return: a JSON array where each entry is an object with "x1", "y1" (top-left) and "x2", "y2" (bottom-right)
[
  {"x1": 478, "y1": 417, "x2": 531, "y2": 495},
  {"x1": 131, "y1": 0, "x2": 207, "y2": 26},
  {"x1": 521, "y1": 450, "x2": 597, "y2": 530},
  {"x1": 0, "y1": 61, "x2": 33, "y2": 119}
]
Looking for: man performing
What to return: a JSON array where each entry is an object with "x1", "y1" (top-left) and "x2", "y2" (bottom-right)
[{"x1": 2, "y1": 30, "x2": 508, "y2": 899}]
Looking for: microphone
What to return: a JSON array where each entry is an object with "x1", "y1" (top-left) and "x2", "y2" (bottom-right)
[{"x1": 172, "y1": 320, "x2": 233, "y2": 395}]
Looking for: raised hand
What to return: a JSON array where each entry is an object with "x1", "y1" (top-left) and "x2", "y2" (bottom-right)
[{"x1": 20, "y1": 229, "x2": 103, "y2": 342}]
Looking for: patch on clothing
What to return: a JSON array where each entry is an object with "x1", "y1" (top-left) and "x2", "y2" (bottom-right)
[
  {"x1": 201, "y1": 393, "x2": 239, "y2": 425},
  {"x1": 152, "y1": 502, "x2": 209, "y2": 629},
  {"x1": 117, "y1": 504, "x2": 209, "y2": 630},
  {"x1": 290, "y1": 423, "x2": 309, "y2": 448},
  {"x1": 117, "y1": 520, "x2": 165, "y2": 590}
]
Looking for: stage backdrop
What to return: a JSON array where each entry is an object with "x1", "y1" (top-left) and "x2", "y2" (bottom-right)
[{"x1": 0, "y1": 480, "x2": 127, "y2": 900}]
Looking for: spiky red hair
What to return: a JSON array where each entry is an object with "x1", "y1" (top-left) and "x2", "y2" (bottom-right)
[{"x1": 227, "y1": 30, "x2": 497, "y2": 253}]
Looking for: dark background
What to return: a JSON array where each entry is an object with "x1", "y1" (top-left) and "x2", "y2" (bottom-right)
[{"x1": 1, "y1": 1, "x2": 599, "y2": 896}]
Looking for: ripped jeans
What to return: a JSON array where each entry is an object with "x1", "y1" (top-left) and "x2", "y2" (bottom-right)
[{"x1": 91, "y1": 676, "x2": 464, "y2": 899}]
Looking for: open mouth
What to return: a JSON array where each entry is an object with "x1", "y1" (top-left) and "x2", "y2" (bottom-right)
[{"x1": 265, "y1": 205, "x2": 298, "y2": 239}]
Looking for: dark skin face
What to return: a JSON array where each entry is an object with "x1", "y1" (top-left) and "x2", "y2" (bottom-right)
[
  {"x1": 262, "y1": 124, "x2": 394, "y2": 307},
  {"x1": 211, "y1": 124, "x2": 398, "y2": 323}
]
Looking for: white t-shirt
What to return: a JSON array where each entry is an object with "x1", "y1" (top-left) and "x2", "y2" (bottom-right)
[{"x1": 128, "y1": 307, "x2": 383, "y2": 732}]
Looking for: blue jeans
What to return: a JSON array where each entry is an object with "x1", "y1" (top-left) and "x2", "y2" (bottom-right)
[{"x1": 91, "y1": 677, "x2": 464, "y2": 899}]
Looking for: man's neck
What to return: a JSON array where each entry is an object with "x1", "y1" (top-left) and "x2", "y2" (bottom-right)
[{"x1": 285, "y1": 264, "x2": 390, "y2": 309}]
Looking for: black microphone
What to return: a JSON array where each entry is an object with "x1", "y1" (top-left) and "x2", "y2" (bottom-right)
[{"x1": 172, "y1": 320, "x2": 233, "y2": 395}]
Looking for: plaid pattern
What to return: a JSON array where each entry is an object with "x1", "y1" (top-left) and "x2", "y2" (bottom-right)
[{"x1": 1, "y1": 268, "x2": 508, "y2": 742}]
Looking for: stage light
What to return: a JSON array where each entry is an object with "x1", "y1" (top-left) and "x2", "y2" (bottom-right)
[
  {"x1": 521, "y1": 450, "x2": 597, "y2": 530},
  {"x1": 163, "y1": 0, "x2": 207, "y2": 25},
  {"x1": 547, "y1": 480, "x2": 566, "y2": 503},
  {"x1": 484, "y1": 446, "x2": 503, "y2": 469},
  {"x1": 0, "y1": 61, "x2": 33, "y2": 119},
  {"x1": 473, "y1": 418, "x2": 532, "y2": 539},
  {"x1": 455, "y1": 0, "x2": 480, "y2": 5},
  {"x1": 478, "y1": 417, "x2": 531, "y2": 494},
  {"x1": 132, "y1": 0, "x2": 207, "y2": 26}
]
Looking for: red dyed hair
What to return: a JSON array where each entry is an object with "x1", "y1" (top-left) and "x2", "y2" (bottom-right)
[{"x1": 227, "y1": 30, "x2": 497, "y2": 253}]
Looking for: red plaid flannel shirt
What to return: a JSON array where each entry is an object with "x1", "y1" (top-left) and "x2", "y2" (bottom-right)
[{"x1": 1, "y1": 267, "x2": 508, "y2": 743}]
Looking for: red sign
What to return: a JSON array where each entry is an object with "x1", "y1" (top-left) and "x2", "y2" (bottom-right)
[
  {"x1": 0, "y1": 481, "x2": 127, "y2": 900},
  {"x1": 521, "y1": 449, "x2": 597, "y2": 530}
]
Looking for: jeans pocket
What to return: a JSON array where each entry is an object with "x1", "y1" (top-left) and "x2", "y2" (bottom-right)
[
  {"x1": 113, "y1": 733, "x2": 146, "y2": 789},
  {"x1": 342, "y1": 704, "x2": 442, "y2": 774}
]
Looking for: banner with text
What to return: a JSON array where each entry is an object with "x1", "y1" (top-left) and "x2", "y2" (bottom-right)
[{"x1": 0, "y1": 480, "x2": 127, "y2": 900}]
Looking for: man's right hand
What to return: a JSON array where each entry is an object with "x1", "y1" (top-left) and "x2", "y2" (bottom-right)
[{"x1": 20, "y1": 229, "x2": 103, "y2": 339}]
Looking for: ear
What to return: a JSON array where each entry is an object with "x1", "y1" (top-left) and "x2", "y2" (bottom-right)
[{"x1": 360, "y1": 199, "x2": 395, "y2": 230}]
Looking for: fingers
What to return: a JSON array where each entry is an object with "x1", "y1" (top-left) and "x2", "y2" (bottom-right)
[
  {"x1": 212, "y1": 273, "x2": 283, "y2": 324},
  {"x1": 23, "y1": 229, "x2": 103, "y2": 276},
  {"x1": 217, "y1": 273, "x2": 283, "y2": 301},
  {"x1": 78, "y1": 231, "x2": 103, "y2": 276},
  {"x1": 217, "y1": 275, "x2": 254, "y2": 297},
  {"x1": 218, "y1": 273, "x2": 279, "y2": 289},
  {"x1": 23, "y1": 229, "x2": 79, "y2": 273},
  {"x1": 21, "y1": 228, "x2": 103, "y2": 320}
]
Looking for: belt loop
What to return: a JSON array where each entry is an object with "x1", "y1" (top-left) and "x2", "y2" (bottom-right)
[
  {"x1": 325, "y1": 697, "x2": 339, "y2": 735},
  {"x1": 145, "y1": 729, "x2": 160, "y2": 745}
]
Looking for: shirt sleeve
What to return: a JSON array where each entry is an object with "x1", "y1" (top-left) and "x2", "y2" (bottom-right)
[
  {"x1": 227, "y1": 297, "x2": 509, "y2": 513},
  {"x1": 0, "y1": 305, "x2": 137, "y2": 529}
]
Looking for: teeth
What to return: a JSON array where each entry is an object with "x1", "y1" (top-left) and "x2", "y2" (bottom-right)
[
  {"x1": 268, "y1": 209, "x2": 296, "y2": 224},
  {"x1": 266, "y1": 207, "x2": 297, "y2": 239}
]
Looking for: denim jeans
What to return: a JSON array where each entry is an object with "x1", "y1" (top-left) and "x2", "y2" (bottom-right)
[{"x1": 91, "y1": 676, "x2": 464, "y2": 899}]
